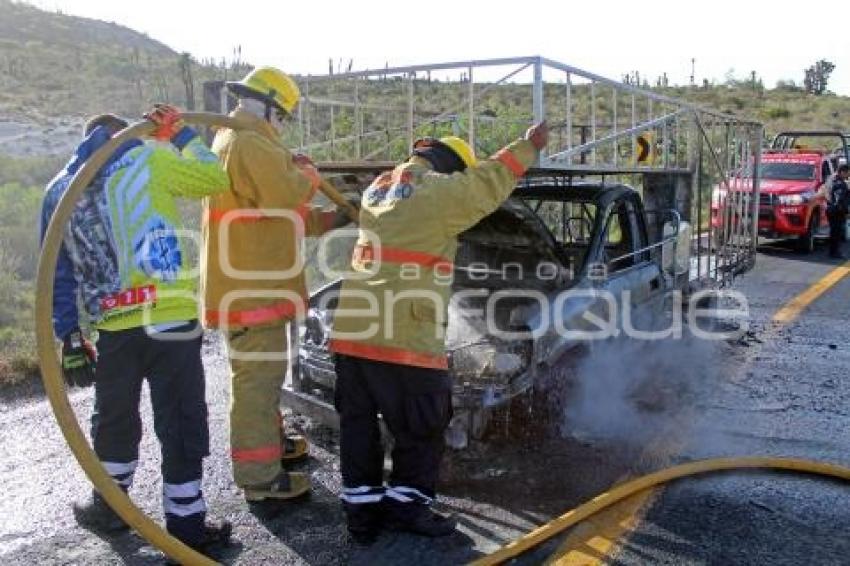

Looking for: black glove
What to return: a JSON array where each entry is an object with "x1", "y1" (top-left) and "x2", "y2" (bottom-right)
[{"x1": 62, "y1": 329, "x2": 97, "y2": 387}]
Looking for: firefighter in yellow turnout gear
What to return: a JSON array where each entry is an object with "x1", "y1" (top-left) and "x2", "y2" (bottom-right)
[
  {"x1": 201, "y1": 67, "x2": 352, "y2": 506},
  {"x1": 330, "y1": 122, "x2": 549, "y2": 542}
]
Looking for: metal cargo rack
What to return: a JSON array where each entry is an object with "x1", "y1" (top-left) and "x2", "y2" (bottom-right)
[{"x1": 206, "y1": 55, "x2": 765, "y2": 290}]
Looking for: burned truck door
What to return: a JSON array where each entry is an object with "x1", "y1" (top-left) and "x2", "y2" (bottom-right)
[{"x1": 597, "y1": 194, "x2": 666, "y2": 333}]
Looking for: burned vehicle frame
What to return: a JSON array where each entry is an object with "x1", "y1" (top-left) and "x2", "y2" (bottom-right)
[{"x1": 285, "y1": 173, "x2": 687, "y2": 447}]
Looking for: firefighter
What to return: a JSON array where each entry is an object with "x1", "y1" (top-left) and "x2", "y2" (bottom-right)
[
  {"x1": 201, "y1": 67, "x2": 352, "y2": 507},
  {"x1": 827, "y1": 163, "x2": 850, "y2": 259},
  {"x1": 40, "y1": 106, "x2": 233, "y2": 558},
  {"x1": 329, "y1": 122, "x2": 549, "y2": 542}
]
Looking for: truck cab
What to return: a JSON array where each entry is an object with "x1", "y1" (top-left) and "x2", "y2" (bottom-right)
[{"x1": 290, "y1": 177, "x2": 688, "y2": 447}]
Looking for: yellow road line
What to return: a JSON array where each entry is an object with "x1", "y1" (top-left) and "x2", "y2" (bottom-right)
[
  {"x1": 545, "y1": 259, "x2": 850, "y2": 565},
  {"x1": 546, "y1": 432, "x2": 688, "y2": 565},
  {"x1": 545, "y1": 489, "x2": 659, "y2": 566},
  {"x1": 772, "y1": 261, "x2": 850, "y2": 324}
]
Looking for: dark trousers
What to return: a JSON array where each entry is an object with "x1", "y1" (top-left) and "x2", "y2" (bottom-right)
[
  {"x1": 92, "y1": 322, "x2": 210, "y2": 545},
  {"x1": 333, "y1": 354, "x2": 452, "y2": 509},
  {"x1": 827, "y1": 207, "x2": 847, "y2": 256}
]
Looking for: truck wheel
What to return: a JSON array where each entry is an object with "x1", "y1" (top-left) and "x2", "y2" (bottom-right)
[{"x1": 797, "y1": 212, "x2": 816, "y2": 254}]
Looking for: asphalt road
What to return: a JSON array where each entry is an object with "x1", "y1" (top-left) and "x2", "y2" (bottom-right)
[
  {"x1": 1, "y1": 240, "x2": 848, "y2": 565},
  {"x1": 609, "y1": 243, "x2": 850, "y2": 566}
]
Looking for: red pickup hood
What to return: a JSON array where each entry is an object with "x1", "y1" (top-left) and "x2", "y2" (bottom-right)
[{"x1": 721, "y1": 179, "x2": 816, "y2": 195}]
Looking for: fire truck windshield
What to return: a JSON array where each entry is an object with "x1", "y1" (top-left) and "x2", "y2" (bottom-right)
[{"x1": 750, "y1": 162, "x2": 817, "y2": 181}]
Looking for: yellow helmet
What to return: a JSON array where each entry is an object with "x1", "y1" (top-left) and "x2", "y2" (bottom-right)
[
  {"x1": 412, "y1": 135, "x2": 477, "y2": 170},
  {"x1": 438, "y1": 136, "x2": 477, "y2": 168},
  {"x1": 227, "y1": 67, "x2": 301, "y2": 115}
]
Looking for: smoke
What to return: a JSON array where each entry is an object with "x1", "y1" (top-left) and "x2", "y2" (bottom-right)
[
  {"x1": 558, "y1": 333, "x2": 722, "y2": 446},
  {"x1": 446, "y1": 297, "x2": 489, "y2": 348}
]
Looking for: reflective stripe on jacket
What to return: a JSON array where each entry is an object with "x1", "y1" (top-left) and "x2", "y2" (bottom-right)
[
  {"x1": 201, "y1": 109, "x2": 329, "y2": 329},
  {"x1": 329, "y1": 138, "x2": 538, "y2": 369}
]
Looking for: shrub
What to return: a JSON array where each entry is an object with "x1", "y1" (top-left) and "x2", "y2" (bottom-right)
[
  {"x1": 0, "y1": 155, "x2": 63, "y2": 186},
  {"x1": 0, "y1": 180, "x2": 42, "y2": 385},
  {"x1": 764, "y1": 106, "x2": 792, "y2": 119},
  {"x1": 0, "y1": 325, "x2": 38, "y2": 386},
  {"x1": 0, "y1": 183, "x2": 43, "y2": 280}
]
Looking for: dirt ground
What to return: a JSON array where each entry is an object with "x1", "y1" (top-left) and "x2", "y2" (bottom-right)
[{"x1": 0, "y1": 325, "x2": 708, "y2": 565}]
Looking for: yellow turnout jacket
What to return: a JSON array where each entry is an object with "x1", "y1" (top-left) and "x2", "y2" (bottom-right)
[
  {"x1": 329, "y1": 138, "x2": 538, "y2": 369},
  {"x1": 201, "y1": 109, "x2": 330, "y2": 329}
]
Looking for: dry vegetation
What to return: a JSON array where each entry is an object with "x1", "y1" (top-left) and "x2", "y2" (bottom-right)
[{"x1": 0, "y1": 0, "x2": 249, "y2": 121}]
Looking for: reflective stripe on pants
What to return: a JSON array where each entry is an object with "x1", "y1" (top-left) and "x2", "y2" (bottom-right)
[
  {"x1": 333, "y1": 354, "x2": 452, "y2": 501},
  {"x1": 92, "y1": 324, "x2": 209, "y2": 544}
]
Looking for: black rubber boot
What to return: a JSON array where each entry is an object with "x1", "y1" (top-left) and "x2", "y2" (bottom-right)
[
  {"x1": 194, "y1": 518, "x2": 232, "y2": 550},
  {"x1": 383, "y1": 500, "x2": 456, "y2": 538},
  {"x1": 344, "y1": 502, "x2": 382, "y2": 545},
  {"x1": 164, "y1": 519, "x2": 233, "y2": 565},
  {"x1": 72, "y1": 491, "x2": 130, "y2": 534}
]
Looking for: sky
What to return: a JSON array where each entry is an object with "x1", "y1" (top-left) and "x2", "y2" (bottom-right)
[{"x1": 27, "y1": 0, "x2": 850, "y2": 95}]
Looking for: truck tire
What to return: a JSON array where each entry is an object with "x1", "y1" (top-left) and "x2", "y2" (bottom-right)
[{"x1": 797, "y1": 211, "x2": 817, "y2": 254}]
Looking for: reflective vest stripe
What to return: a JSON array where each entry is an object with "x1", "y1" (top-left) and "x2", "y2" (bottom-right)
[
  {"x1": 353, "y1": 244, "x2": 454, "y2": 272},
  {"x1": 329, "y1": 338, "x2": 448, "y2": 370},
  {"x1": 232, "y1": 444, "x2": 282, "y2": 463},
  {"x1": 493, "y1": 148, "x2": 527, "y2": 177},
  {"x1": 204, "y1": 298, "x2": 303, "y2": 327}
]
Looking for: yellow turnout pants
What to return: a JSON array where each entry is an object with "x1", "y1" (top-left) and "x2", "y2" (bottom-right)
[{"x1": 225, "y1": 323, "x2": 290, "y2": 487}]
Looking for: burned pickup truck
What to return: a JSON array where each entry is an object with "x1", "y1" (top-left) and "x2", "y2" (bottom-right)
[{"x1": 285, "y1": 176, "x2": 691, "y2": 447}]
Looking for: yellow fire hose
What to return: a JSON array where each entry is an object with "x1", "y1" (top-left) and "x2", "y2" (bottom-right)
[
  {"x1": 317, "y1": 177, "x2": 360, "y2": 223},
  {"x1": 470, "y1": 456, "x2": 850, "y2": 565},
  {"x1": 35, "y1": 112, "x2": 358, "y2": 565},
  {"x1": 37, "y1": 113, "x2": 850, "y2": 565}
]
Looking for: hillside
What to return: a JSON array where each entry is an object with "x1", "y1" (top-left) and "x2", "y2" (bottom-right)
[
  {"x1": 665, "y1": 84, "x2": 849, "y2": 137},
  {"x1": 2, "y1": 0, "x2": 849, "y2": 158},
  {"x1": 0, "y1": 1, "x2": 245, "y2": 380},
  {"x1": 0, "y1": 0, "x2": 251, "y2": 157},
  {"x1": 0, "y1": 0, "x2": 247, "y2": 119}
]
